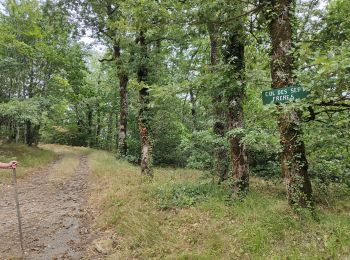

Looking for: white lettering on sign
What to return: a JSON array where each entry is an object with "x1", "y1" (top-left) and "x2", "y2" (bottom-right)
[
  {"x1": 277, "y1": 89, "x2": 288, "y2": 95},
  {"x1": 265, "y1": 91, "x2": 275, "y2": 97},
  {"x1": 291, "y1": 87, "x2": 302, "y2": 94},
  {"x1": 272, "y1": 94, "x2": 294, "y2": 102},
  {"x1": 262, "y1": 85, "x2": 309, "y2": 105}
]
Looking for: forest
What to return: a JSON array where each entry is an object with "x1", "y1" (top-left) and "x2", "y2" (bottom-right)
[{"x1": 0, "y1": 0, "x2": 349, "y2": 258}]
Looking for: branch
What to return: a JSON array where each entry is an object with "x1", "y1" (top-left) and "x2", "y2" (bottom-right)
[
  {"x1": 165, "y1": 3, "x2": 265, "y2": 27},
  {"x1": 99, "y1": 57, "x2": 114, "y2": 63},
  {"x1": 305, "y1": 106, "x2": 349, "y2": 122},
  {"x1": 146, "y1": 37, "x2": 179, "y2": 44},
  {"x1": 217, "y1": 3, "x2": 265, "y2": 26},
  {"x1": 316, "y1": 100, "x2": 350, "y2": 108}
]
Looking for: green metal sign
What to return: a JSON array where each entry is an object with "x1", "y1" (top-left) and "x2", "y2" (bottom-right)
[{"x1": 262, "y1": 85, "x2": 310, "y2": 105}]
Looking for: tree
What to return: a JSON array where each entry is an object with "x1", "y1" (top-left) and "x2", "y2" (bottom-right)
[
  {"x1": 224, "y1": 21, "x2": 250, "y2": 197},
  {"x1": 0, "y1": 0, "x2": 87, "y2": 146},
  {"x1": 268, "y1": 0, "x2": 313, "y2": 208}
]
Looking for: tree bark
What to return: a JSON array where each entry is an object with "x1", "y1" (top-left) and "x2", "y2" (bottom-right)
[
  {"x1": 25, "y1": 121, "x2": 39, "y2": 146},
  {"x1": 113, "y1": 41, "x2": 129, "y2": 157},
  {"x1": 208, "y1": 23, "x2": 229, "y2": 183},
  {"x1": 25, "y1": 121, "x2": 32, "y2": 146},
  {"x1": 96, "y1": 102, "x2": 101, "y2": 147},
  {"x1": 137, "y1": 31, "x2": 153, "y2": 177},
  {"x1": 15, "y1": 124, "x2": 20, "y2": 144},
  {"x1": 189, "y1": 87, "x2": 198, "y2": 131},
  {"x1": 269, "y1": 0, "x2": 313, "y2": 207},
  {"x1": 224, "y1": 29, "x2": 249, "y2": 197},
  {"x1": 87, "y1": 104, "x2": 93, "y2": 147},
  {"x1": 106, "y1": 110, "x2": 113, "y2": 151}
]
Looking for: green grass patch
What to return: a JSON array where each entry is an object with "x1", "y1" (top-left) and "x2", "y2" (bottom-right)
[
  {"x1": 154, "y1": 181, "x2": 229, "y2": 209},
  {"x1": 87, "y1": 149, "x2": 350, "y2": 259},
  {"x1": 0, "y1": 143, "x2": 56, "y2": 182}
]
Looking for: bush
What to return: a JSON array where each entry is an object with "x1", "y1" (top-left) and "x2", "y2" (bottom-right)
[
  {"x1": 154, "y1": 181, "x2": 228, "y2": 210},
  {"x1": 248, "y1": 149, "x2": 280, "y2": 179}
]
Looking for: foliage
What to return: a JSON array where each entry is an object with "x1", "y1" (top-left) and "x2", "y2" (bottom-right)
[{"x1": 154, "y1": 180, "x2": 227, "y2": 209}]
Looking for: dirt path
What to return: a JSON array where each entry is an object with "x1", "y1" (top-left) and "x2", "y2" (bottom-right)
[{"x1": 0, "y1": 153, "x2": 93, "y2": 259}]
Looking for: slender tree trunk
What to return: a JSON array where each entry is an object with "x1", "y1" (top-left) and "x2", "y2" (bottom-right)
[
  {"x1": 87, "y1": 105, "x2": 93, "y2": 147},
  {"x1": 106, "y1": 3, "x2": 129, "y2": 156},
  {"x1": 117, "y1": 73, "x2": 128, "y2": 156},
  {"x1": 224, "y1": 29, "x2": 249, "y2": 197},
  {"x1": 25, "y1": 121, "x2": 33, "y2": 146},
  {"x1": 33, "y1": 124, "x2": 40, "y2": 146},
  {"x1": 15, "y1": 124, "x2": 20, "y2": 144},
  {"x1": 113, "y1": 41, "x2": 129, "y2": 157},
  {"x1": 76, "y1": 105, "x2": 84, "y2": 135},
  {"x1": 208, "y1": 23, "x2": 229, "y2": 183},
  {"x1": 25, "y1": 69, "x2": 35, "y2": 146},
  {"x1": 269, "y1": 0, "x2": 312, "y2": 207},
  {"x1": 24, "y1": 123, "x2": 27, "y2": 144},
  {"x1": 107, "y1": 110, "x2": 114, "y2": 151},
  {"x1": 189, "y1": 87, "x2": 197, "y2": 131},
  {"x1": 96, "y1": 103, "x2": 101, "y2": 146},
  {"x1": 137, "y1": 31, "x2": 153, "y2": 177}
]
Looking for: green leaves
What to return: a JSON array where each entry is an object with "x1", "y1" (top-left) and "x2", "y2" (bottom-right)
[{"x1": 0, "y1": 98, "x2": 42, "y2": 124}]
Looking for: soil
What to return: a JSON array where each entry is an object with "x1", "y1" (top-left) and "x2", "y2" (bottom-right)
[{"x1": 0, "y1": 154, "x2": 96, "y2": 259}]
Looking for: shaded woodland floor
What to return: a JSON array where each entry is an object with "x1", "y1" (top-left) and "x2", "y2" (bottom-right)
[{"x1": 0, "y1": 144, "x2": 349, "y2": 259}]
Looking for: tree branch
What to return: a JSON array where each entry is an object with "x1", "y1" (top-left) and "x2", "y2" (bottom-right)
[{"x1": 99, "y1": 57, "x2": 114, "y2": 63}]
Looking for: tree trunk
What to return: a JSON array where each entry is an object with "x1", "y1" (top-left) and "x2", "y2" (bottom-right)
[
  {"x1": 33, "y1": 124, "x2": 40, "y2": 146},
  {"x1": 208, "y1": 23, "x2": 228, "y2": 183},
  {"x1": 25, "y1": 121, "x2": 32, "y2": 146},
  {"x1": 107, "y1": 110, "x2": 114, "y2": 151},
  {"x1": 87, "y1": 105, "x2": 93, "y2": 147},
  {"x1": 96, "y1": 103, "x2": 101, "y2": 147},
  {"x1": 224, "y1": 29, "x2": 249, "y2": 197},
  {"x1": 25, "y1": 68, "x2": 35, "y2": 146},
  {"x1": 137, "y1": 31, "x2": 153, "y2": 177},
  {"x1": 24, "y1": 123, "x2": 27, "y2": 144},
  {"x1": 113, "y1": 41, "x2": 129, "y2": 157},
  {"x1": 269, "y1": 0, "x2": 313, "y2": 207},
  {"x1": 189, "y1": 88, "x2": 198, "y2": 131},
  {"x1": 15, "y1": 124, "x2": 20, "y2": 144},
  {"x1": 106, "y1": 3, "x2": 129, "y2": 156},
  {"x1": 25, "y1": 121, "x2": 39, "y2": 146},
  {"x1": 117, "y1": 73, "x2": 128, "y2": 156}
]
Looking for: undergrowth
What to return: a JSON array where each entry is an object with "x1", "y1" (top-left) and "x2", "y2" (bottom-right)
[
  {"x1": 88, "y1": 149, "x2": 350, "y2": 259},
  {"x1": 154, "y1": 181, "x2": 228, "y2": 209}
]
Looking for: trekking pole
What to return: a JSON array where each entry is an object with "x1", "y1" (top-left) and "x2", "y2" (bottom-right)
[{"x1": 12, "y1": 168, "x2": 24, "y2": 257}]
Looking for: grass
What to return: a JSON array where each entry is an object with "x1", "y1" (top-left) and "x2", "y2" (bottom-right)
[
  {"x1": 1, "y1": 144, "x2": 347, "y2": 258},
  {"x1": 0, "y1": 143, "x2": 90, "y2": 184},
  {"x1": 0, "y1": 143, "x2": 56, "y2": 183},
  {"x1": 88, "y1": 149, "x2": 350, "y2": 259}
]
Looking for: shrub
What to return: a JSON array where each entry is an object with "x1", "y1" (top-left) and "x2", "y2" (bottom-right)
[{"x1": 154, "y1": 181, "x2": 228, "y2": 210}]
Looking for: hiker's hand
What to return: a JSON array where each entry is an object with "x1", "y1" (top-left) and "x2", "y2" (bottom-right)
[{"x1": 9, "y1": 161, "x2": 17, "y2": 169}]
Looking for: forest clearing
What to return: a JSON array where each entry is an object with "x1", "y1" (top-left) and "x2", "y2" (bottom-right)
[{"x1": 0, "y1": 0, "x2": 350, "y2": 259}]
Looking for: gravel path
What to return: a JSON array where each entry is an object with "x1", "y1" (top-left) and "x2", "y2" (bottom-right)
[{"x1": 0, "y1": 154, "x2": 93, "y2": 259}]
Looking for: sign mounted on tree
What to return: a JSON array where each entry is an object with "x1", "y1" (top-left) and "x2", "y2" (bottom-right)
[{"x1": 262, "y1": 85, "x2": 310, "y2": 105}]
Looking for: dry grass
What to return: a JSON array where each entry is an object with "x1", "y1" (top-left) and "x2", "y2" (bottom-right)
[
  {"x1": 0, "y1": 143, "x2": 56, "y2": 182},
  {"x1": 88, "y1": 149, "x2": 350, "y2": 259},
  {"x1": 40, "y1": 143, "x2": 91, "y2": 156},
  {"x1": 0, "y1": 143, "x2": 90, "y2": 184}
]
